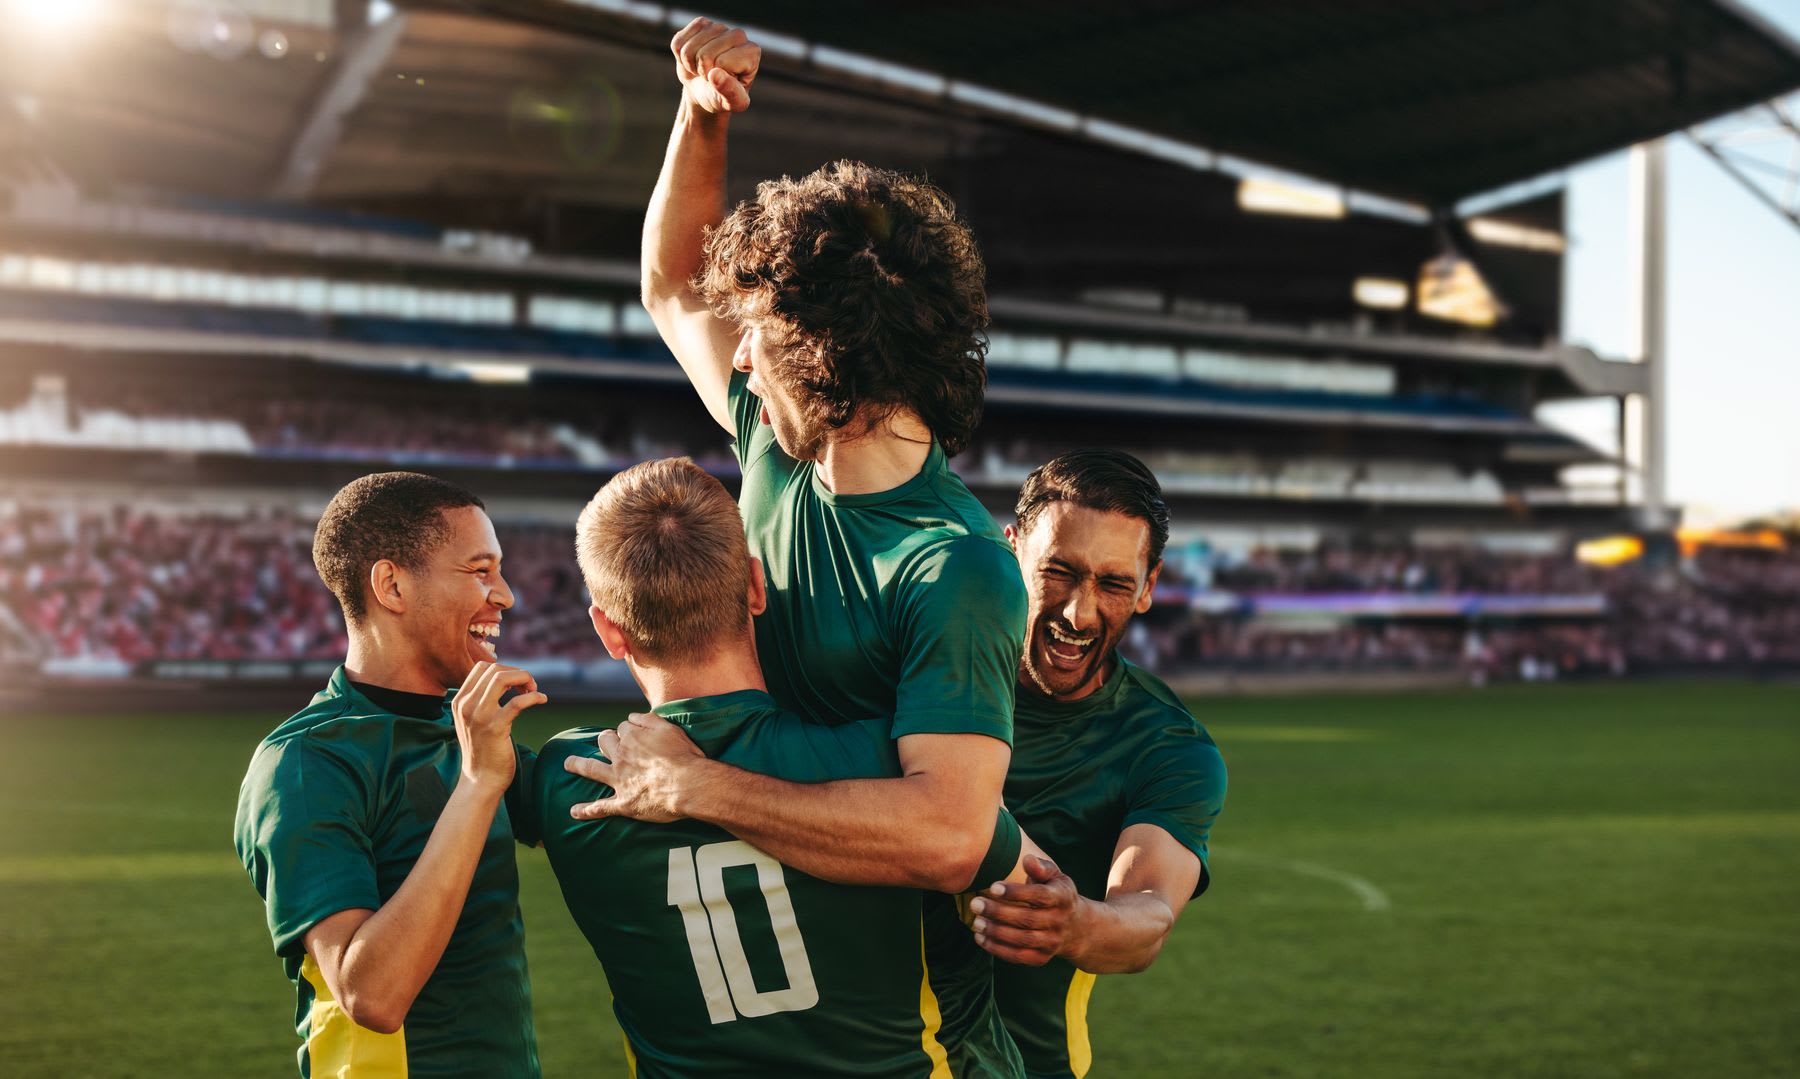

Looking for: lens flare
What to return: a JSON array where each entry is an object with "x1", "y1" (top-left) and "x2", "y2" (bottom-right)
[{"x1": 7, "y1": 0, "x2": 102, "y2": 34}]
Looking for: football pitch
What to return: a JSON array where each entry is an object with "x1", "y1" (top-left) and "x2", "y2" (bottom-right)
[{"x1": 1, "y1": 681, "x2": 1796, "y2": 1078}]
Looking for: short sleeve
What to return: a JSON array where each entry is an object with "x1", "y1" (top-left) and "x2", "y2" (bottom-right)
[
  {"x1": 504, "y1": 742, "x2": 542, "y2": 848},
  {"x1": 893, "y1": 537, "x2": 1027, "y2": 744},
  {"x1": 781, "y1": 716, "x2": 902, "y2": 782},
  {"x1": 972, "y1": 806, "x2": 1022, "y2": 888},
  {"x1": 1122, "y1": 735, "x2": 1227, "y2": 897},
  {"x1": 234, "y1": 740, "x2": 381, "y2": 958},
  {"x1": 726, "y1": 368, "x2": 775, "y2": 471}
]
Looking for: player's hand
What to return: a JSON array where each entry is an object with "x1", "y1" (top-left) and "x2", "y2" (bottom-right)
[
  {"x1": 968, "y1": 855, "x2": 1084, "y2": 967},
  {"x1": 670, "y1": 17, "x2": 760, "y2": 115},
  {"x1": 564, "y1": 711, "x2": 707, "y2": 823},
  {"x1": 451, "y1": 661, "x2": 546, "y2": 793}
]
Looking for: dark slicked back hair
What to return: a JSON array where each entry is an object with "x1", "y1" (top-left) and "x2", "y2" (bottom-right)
[
  {"x1": 695, "y1": 159, "x2": 989, "y2": 456},
  {"x1": 575, "y1": 457, "x2": 750, "y2": 665},
  {"x1": 1015, "y1": 450, "x2": 1170, "y2": 569},
  {"x1": 313, "y1": 472, "x2": 484, "y2": 624}
]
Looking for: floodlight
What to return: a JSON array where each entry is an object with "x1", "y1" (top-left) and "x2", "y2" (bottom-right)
[
  {"x1": 1353, "y1": 277, "x2": 1409, "y2": 310},
  {"x1": 1469, "y1": 217, "x2": 1566, "y2": 252},
  {"x1": 1237, "y1": 177, "x2": 1346, "y2": 219},
  {"x1": 452, "y1": 362, "x2": 532, "y2": 385},
  {"x1": 1576, "y1": 536, "x2": 1643, "y2": 567}
]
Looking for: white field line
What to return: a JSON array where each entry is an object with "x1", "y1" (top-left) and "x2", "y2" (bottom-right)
[{"x1": 1216, "y1": 849, "x2": 1392, "y2": 912}]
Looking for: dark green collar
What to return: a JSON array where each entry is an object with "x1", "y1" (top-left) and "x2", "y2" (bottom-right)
[
  {"x1": 322, "y1": 665, "x2": 452, "y2": 721},
  {"x1": 1015, "y1": 652, "x2": 1132, "y2": 724},
  {"x1": 809, "y1": 441, "x2": 945, "y2": 508}
]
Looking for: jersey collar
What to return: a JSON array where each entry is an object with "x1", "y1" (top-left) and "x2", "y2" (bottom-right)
[
  {"x1": 652, "y1": 688, "x2": 783, "y2": 754},
  {"x1": 808, "y1": 441, "x2": 945, "y2": 508},
  {"x1": 1014, "y1": 651, "x2": 1132, "y2": 724},
  {"x1": 318, "y1": 665, "x2": 454, "y2": 721}
]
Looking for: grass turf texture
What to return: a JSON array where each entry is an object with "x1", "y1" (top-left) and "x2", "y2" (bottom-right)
[{"x1": 1, "y1": 681, "x2": 1796, "y2": 1078}]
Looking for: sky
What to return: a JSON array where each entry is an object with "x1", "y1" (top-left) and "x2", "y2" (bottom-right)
[{"x1": 1544, "y1": 0, "x2": 1800, "y2": 525}]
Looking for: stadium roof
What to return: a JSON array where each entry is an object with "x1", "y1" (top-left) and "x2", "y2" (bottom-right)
[{"x1": 479, "y1": 0, "x2": 1800, "y2": 206}]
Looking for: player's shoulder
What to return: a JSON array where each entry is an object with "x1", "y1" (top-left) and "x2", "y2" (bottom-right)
[
  {"x1": 532, "y1": 728, "x2": 614, "y2": 828},
  {"x1": 536, "y1": 726, "x2": 608, "y2": 771},
  {"x1": 888, "y1": 528, "x2": 1021, "y2": 590},
  {"x1": 237, "y1": 699, "x2": 393, "y2": 829},
  {"x1": 919, "y1": 467, "x2": 1012, "y2": 545},
  {"x1": 248, "y1": 692, "x2": 385, "y2": 777},
  {"x1": 1119, "y1": 659, "x2": 1217, "y2": 748}
]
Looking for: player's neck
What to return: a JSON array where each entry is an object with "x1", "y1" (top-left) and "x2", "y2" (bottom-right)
[
  {"x1": 629, "y1": 646, "x2": 768, "y2": 709},
  {"x1": 813, "y1": 409, "x2": 932, "y2": 495},
  {"x1": 343, "y1": 629, "x2": 448, "y2": 696}
]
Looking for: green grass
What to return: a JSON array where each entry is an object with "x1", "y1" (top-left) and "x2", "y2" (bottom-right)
[{"x1": 2, "y1": 681, "x2": 1797, "y2": 1077}]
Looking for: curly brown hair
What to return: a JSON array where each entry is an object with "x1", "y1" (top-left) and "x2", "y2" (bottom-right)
[{"x1": 696, "y1": 160, "x2": 989, "y2": 456}]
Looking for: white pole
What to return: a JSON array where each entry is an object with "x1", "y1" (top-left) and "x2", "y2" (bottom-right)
[{"x1": 1630, "y1": 139, "x2": 1670, "y2": 529}]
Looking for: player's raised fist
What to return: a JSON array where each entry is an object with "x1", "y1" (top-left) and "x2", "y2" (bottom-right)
[
  {"x1": 452, "y1": 660, "x2": 546, "y2": 792},
  {"x1": 670, "y1": 17, "x2": 760, "y2": 114}
]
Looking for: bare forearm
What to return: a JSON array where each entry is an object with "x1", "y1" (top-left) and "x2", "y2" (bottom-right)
[
  {"x1": 680, "y1": 759, "x2": 995, "y2": 892},
  {"x1": 1065, "y1": 892, "x2": 1176, "y2": 974},
  {"x1": 642, "y1": 99, "x2": 729, "y2": 301},
  {"x1": 337, "y1": 780, "x2": 505, "y2": 1023}
]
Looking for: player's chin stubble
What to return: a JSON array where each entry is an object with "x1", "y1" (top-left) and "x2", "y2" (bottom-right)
[{"x1": 1023, "y1": 626, "x2": 1106, "y2": 700}]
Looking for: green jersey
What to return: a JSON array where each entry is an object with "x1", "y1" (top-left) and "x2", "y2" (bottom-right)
[
  {"x1": 995, "y1": 656, "x2": 1227, "y2": 1079},
  {"x1": 728, "y1": 368, "x2": 1029, "y2": 1074},
  {"x1": 535, "y1": 690, "x2": 955, "y2": 1078},
  {"x1": 728, "y1": 369, "x2": 1025, "y2": 741},
  {"x1": 234, "y1": 667, "x2": 541, "y2": 1079}
]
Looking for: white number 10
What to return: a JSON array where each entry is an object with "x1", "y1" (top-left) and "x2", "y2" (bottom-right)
[{"x1": 666, "y1": 840, "x2": 820, "y2": 1024}]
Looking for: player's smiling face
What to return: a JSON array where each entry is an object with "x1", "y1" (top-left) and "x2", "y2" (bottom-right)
[
  {"x1": 408, "y1": 505, "x2": 514, "y2": 687},
  {"x1": 1009, "y1": 503, "x2": 1159, "y2": 702}
]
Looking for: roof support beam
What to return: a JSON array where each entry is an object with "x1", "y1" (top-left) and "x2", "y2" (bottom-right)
[
  {"x1": 271, "y1": 13, "x2": 409, "y2": 201},
  {"x1": 1687, "y1": 94, "x2": 1800, "y2": 235}
]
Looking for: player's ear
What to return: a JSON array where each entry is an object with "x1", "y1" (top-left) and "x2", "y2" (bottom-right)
[
  {"x1": 590, "y1": 605, "x2": 630, "y2": 661},
  {"x1": 746, "y1": 556, "x2": 767, "y2": 617},
  {"x1": 1136, "y1": 559, "x2": 1162, "y2": 615},
  {"x1": 369, "y1": 559, "x2": 406, "y2": 617},
  {"x1": 1003, "y1": 523, "x2": 1019, "y2": 554}
]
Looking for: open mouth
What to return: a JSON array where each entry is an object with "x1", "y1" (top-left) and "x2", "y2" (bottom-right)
[
  {"x1": 1040, "y1": 621, "x2": 1097, "y2": 671},
  {"x1": 468, "y1": 621, "x2": 500, "y2": 659}
]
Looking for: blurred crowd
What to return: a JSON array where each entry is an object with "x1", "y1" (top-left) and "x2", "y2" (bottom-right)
[
  {"x1": 1208, "y1": 544, "x2": 1605, "y2": 595},
  {"x1": 3, "y1": 500, "x2": 1795, "y2": 680},
  {"x1": 1129, "y1": 544, "x2": 1798, "y2": 678},
  {"x1": 0, "y1": 503, "x2": 597, "y2": 666},
  {"x1": 256, "y1": 399, "x2": 582, "y2": 466}
]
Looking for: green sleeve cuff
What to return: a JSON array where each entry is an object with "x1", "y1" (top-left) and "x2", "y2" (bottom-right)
[{"x1": 971, "y1": 806, "x2": 1022, "y2": 890}]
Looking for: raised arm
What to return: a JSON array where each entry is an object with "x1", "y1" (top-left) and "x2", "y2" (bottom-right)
[
  {"x1": 301, "y1": 664, "x2": 545, "y2": 1033},
  {"x1": 642, "y1": 18, "x2": 761, "y2": 432},
  {"x1": 567, "y1": 722, "x2": 1012, "y2": 894}
]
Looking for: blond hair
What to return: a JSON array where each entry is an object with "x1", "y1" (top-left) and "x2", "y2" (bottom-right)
[{"x1": 575, "y1": 458, "x2": 749, "y2": 664}]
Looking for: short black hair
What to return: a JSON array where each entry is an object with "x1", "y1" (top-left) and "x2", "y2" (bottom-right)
[
  {"x1": 1015, "y1": 450, "x2": 1169, "y2": 568},
  {"x1": 313, "y1": 472, "x2": 484, "y2": 624}
]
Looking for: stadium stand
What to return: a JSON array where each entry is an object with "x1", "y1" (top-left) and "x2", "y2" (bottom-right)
[
  {"x1": 3, "y1": 495, "x2": 1793, "y2": 687},
  {"x1": 2, "y1": 0, "x2": 1794, "y2": 696}
]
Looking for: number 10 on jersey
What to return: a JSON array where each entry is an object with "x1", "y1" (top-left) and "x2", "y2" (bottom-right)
[{"x1": 667, "y1": 840, "x2": 821, "y2": 1024}]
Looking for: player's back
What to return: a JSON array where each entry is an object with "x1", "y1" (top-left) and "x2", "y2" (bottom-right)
[{"x1": 536, "y1": 690, "x2": 954, "y2": 1079}]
